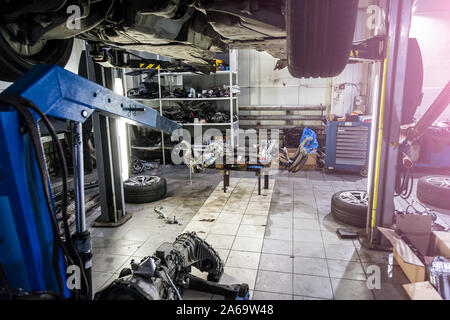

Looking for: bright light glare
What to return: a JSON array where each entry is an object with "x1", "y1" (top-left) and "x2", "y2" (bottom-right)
[{"x1": 114, "y1": 77, "x2": 129, "y2": 181}]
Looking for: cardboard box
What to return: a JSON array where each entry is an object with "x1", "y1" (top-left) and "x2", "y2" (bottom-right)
[
  {"x1": 304, "y1": 153, "x2": 317, "y2": 170},
  {"x1": 379, "y1": 215, "x2": 450, "y2": 284},
  {"x1": 402, "y1": 282, "x2": 443, "y2": 300}
]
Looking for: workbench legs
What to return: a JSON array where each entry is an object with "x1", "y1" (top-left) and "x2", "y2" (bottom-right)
[
  {"x1": 223, "y1": 170, "x2": 230, "y2": 193},
  {"x1": 222, "y1": 170, "x2": 269, "y2": 195},
  {"x1": 256, "y1": 173, "x2": 270, "y2": 195}
]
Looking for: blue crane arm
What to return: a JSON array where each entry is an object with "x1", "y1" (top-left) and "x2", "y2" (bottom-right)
[{"x1": 3, "y1": 64, "x2": 179, "y2": 132}]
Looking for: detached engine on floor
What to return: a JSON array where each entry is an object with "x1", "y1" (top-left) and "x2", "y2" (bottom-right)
[{"x1": 95, "y1": 232, "x2": 249, "y2": 300}]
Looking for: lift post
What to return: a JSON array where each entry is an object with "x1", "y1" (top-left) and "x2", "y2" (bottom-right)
[{"x1": 368, "y1": 0, "x2": 415, "y2": 245}]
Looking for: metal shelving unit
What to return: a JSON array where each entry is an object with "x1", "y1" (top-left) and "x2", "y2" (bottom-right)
[
  {"x1": 166, "y1": 70, "x2": 238, "y2": 148},
  {"x1": 123, "y1": 50, "x2": 239, "y2": 163},
  {"x1": 134, "y1": 96, "x2": 237, "y2": 101},
  {"x1": 127, "y1": 71, "x2": 239, "y2": 161}
]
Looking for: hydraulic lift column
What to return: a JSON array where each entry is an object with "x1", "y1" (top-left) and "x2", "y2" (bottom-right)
[
  {"x1": 90, "y1": 65, "x2": 131, "y2": 226},
  {"x1": 368, "y1": 0, "x2": 414, "y2": 245}
]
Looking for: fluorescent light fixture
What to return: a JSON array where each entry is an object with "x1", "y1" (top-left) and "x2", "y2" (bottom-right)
[{"x1": 114, "y1": 77, "x2": 129, "y2": 181}]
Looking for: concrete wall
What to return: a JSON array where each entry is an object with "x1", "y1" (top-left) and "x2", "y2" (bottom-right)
[{"x1": 410, "y1": 0, "x2": 450, "y2": 121}]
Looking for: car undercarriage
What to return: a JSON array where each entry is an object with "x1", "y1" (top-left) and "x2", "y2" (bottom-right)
[{"x1": 0, "y1": 0, "x2": 359, "y2": 81}]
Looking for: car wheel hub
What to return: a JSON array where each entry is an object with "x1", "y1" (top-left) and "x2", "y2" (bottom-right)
[
  {"x1": 339, "y1": 191, "x2": 368, "y2": 206},
  {"x1": 426, "y1": 176, "x2": 450, "y2": 189},
  {"x1": 125, "y1": 175, "x2": 160, "y2": 186}
]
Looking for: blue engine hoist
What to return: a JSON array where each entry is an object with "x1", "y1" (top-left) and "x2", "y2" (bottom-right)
[{"x1": 0, "y1": 65, "x2": 179, "y2": 298}]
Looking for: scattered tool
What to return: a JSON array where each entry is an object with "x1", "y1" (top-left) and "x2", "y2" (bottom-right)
[{"x1": 154, "y1": 206, "x2": 180, "y2": 225}]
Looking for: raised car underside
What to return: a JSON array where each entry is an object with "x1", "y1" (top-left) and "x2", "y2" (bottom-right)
[{"x1": 1, "y1": 0, "x2": 287, "y2": 69}]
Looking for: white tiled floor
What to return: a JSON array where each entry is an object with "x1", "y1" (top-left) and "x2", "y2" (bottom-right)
[
  {"x1": 91, "y1": 168, "x2": 412, "y2": 300},
  {"x1": 181, "y1": 177, "x2": 274, "y2": 298}
]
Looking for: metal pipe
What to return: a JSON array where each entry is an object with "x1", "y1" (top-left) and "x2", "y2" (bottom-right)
[
  {"x1": 369, "y1": 40, "x2": 390, "y2": 237},
  {"x1": 412, "y1": 80, "x2": 450, "y2": 138},
  {"x1": 239, "y1": 125, "x2": 326, "y2": 130},
  {"x1": 239, "y1": 105, "x2": 327, "y2": 111},
  {"x1": 73, "y1": 121, "x2": 86, "y2": 233},
  {"x1": 239, "y1": 115, "x2": 325, "y2": 121}
]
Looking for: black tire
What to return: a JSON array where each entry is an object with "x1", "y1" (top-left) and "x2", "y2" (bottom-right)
[
  {"x1": 123, "y1": 175, "x2": 167, "y2": 204},
  {"x1": 0, "y1": 31, "x2": 74, "y2": 82},
  {"x1": 286, "y1": 0, "x2": 359, "y2": 78},
  {"x1": 331, "y1": 190, "x2": 368, "y2": 227},
  {"x1": 417, "y1": 176, "x2": 450, "y2": 210}
]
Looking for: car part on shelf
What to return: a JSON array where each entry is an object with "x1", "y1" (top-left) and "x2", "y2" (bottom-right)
[
  {"x1": 331, "y1": 190, "x2": 368, "y2": 228},
  {"x1": 95, "y1": 232, "x2": 249, "y2": 300},
  {"x1": 417, "y1": 176, "x2": 450, "y2": 211},
  {"x1": 123, "y1": 175, "x2": 167, "y2": 204},
  {"x1": 171, "y1": 101, "x2": 237, "y2": 124},
  {"x1": 129, "y1": 82, "x2": 234, "y2": 101}
]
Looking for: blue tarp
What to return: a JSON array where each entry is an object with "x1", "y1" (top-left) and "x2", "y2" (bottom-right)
[{"x1": 300, "y1": 128, "x2": 318, "y2": 153}]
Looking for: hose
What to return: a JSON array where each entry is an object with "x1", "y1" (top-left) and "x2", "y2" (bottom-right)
[
  {"x1": 161, "y1": 269, "x2": 182, "y2": 300},
  {"x1": 394, "y1": 166, "x2": 413, "y2": 199}
]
